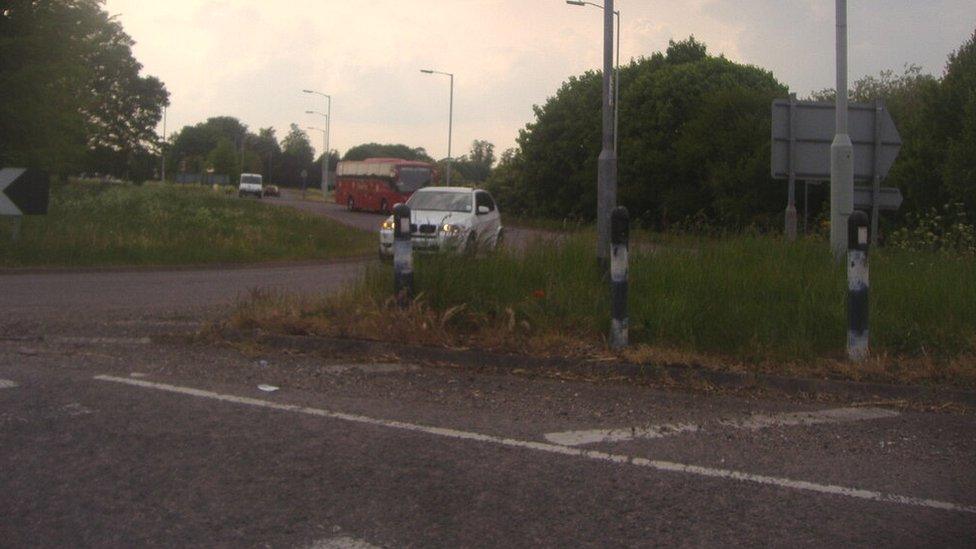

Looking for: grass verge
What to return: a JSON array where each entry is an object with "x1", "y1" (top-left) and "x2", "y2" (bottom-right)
[
  {"x1": 228, "y1": 234, "x2": 976, "y2": 388},
  {"x1": 0, "y1": 180, "x2": 374, "y2": 267}
]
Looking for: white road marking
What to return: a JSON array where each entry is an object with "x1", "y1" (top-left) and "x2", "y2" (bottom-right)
[
  {"x1": 50, "y1": 336, "x2": 152, "y2": 345},
  {"x1": 544, "y1": 407, "x2": 900, "y2": 447},
  {"x1": 307, "y1": 536, "x2": 381, "y2": 549},
  {"x1": 545, "y1": 423, "x2": 701, "y2": 446},
  {"x1": 0, "y1": 379, "x2": 19, "y2": 389},
  {"x1": 93, "y1": 375, "x2": 976, "y2": 515},
  {"x1": 62, "y1": 403, "x2": 92, "y2": 416},
  {"x1": 321, "y1": 363, "x2": 419, "y2": 374},
  {"x1": 718, "y1": 407, "x2": 899, "y2": 430},
  {"x1": 129, "y1": 372, "x2": 149, "y2": 378}
]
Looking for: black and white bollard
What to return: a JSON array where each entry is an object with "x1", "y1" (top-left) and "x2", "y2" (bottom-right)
[
  {"x1": 393, "y1": 203, "x2": 413, "y2": 307},
  {"x1": 610, "y1": 206, "x2": 629, "y2": 350},
  {"x1": 847, "y1": 210, "x2": 870, "y2": 361}
]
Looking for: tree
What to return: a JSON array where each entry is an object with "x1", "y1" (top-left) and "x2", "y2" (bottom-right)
[
  {"x1": 342, "y1": 143, "x2": 434, "y2": 162},
  {"x1": 452, "y1": 140, "x2": 495, "y2": 183},
  {"x1": 0, "y1": 0, "x2": 168, "y2": 179},
  {"x1": 280, "y1": 124, "x2": 315, "y2": 187},
  {"x1": 207, "y1": 138, "x2": 238, "y2": 180},
  {"x1": 498, "y1": 37, "x2": 787, "y2": 227},
  {"x1": 940, "y1": 30, "x2": 976, "y2": 214}
]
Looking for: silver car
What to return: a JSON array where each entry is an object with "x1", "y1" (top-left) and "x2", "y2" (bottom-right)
[{"x1": 379, "y1": 187, "x2": 503, "y2": 258}]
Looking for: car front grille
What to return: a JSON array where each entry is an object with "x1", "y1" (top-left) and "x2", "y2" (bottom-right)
[{"x1": 418, "y1": 224, "x2": 437, "y2": 234}]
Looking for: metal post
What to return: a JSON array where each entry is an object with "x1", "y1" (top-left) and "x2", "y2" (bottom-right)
[
  {"x1": 6, "y1": 216, "x2": 22, "y2": 242},
  {"x1": 785, "y1": 93, "x2": 798, "y2": 241},
  {"x1": 161, "y1": 106, "x2": 167, "y2": 182},
  {"x1": 830, "y1": 0, "x2": 854, "y2": 261},
  {"x1": 610, "y1": 206, "x2": 629, "y2": 350},
  {"x1": 596, "y1": 0, "x2": 617, "y2": 268},
  {"x1": 871, "y1": 99, "x2": 883, "y2": 246},
  {"x1": 803, "y1": 181, "x2": 809, "y2": 234},
  {"x1": 447, "y1": 73, "x2": 454, "y2": 186},
  {"x1": 613, "y1": 9, "x2": 620, "y2": 155},
  {"x1": 326, "y1": 95, "x2": 332, "y2": 193},
  {"x1": 847, "y1": 210, "x2": 870, "y2": 361},
  {"x1": 393, "y1": 203, "x2": 414, "y2": 307}
]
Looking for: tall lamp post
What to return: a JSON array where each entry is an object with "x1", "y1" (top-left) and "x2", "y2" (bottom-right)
[
  {"x1": 830, "y1": 0, "x2": 854, "y2": 260},
  {"x1": 307, "y1": 125, "x2": 328, "y2": 190},
  {"x1": 420, "y1": 69, "x2": 454, "y2": 186},
  {"x1": 567, "y1": 0, "x2": 616, "y2": 265},
  {"x1": 566, "y1": 0, "x2": 619, "y2": 155},
  {"x1": 306, "y1": 111, "x2": 331, "y2": 191},
  {"x1": 160, "y1": 105, "x2": 168, "y2": 182},
  {"x1": 303, "y1": 90, "x2": 331, "y2": 191}
]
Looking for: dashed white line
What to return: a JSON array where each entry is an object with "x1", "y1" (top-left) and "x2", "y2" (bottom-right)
[
  {"x1": 307, "y1": 536, "x2": 381, "y2": 549},
  {"x1": 0, "y1": 379, "x2": 18, "y2": 389},
  {"x1": 544, "y1": 407, "x2": 900, "y2": 447},
  {"x1": 92, "y1": 375, "x2": 976, "y2": 515},
  {"x1": 50, "y1": 336, "x2": 152, "y2": 345},
  {"x1": 321, "y1": 363, "x2": 419, "y2": 374}
]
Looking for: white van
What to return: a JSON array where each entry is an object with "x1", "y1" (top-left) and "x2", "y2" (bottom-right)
[{"x1": 238, "y1": 173, "x2": 263, "y2": 198}]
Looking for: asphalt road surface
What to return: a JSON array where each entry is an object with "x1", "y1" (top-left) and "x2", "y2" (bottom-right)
[{"x1": 1, "y1": 191, "x2": 973, "y2": 547}]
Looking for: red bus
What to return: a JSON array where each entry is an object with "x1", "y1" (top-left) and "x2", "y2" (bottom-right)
[{"x1": 335, "y1": 158, "x2": 436, "y2": 213}]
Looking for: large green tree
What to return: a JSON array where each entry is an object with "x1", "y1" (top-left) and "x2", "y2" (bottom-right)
[
  {"x1": 0, "y1": 0, "x2": 169, "y2": 179},
  {"x1": 488, "y1": 37, "x2": 788, "y2": 228}
]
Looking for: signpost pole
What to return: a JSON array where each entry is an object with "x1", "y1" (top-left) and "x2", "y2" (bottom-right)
[
  {"x1": 871, "y1": 99, "x2": 884, "y2": 246},
  {"x1": 830, "y1": 0, "x2": 854, "y2": 261},
  {"x1": 785, "y1": 94, "x2": 798, "y2": 241},
  {"x1": 803, "y1": 181, "x2": 809, "y2": 234},
  {"x1": 596, "y1": 0, "x2": 617, "y2": 268}
]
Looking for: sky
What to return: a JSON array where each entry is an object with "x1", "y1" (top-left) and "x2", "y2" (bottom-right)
[{"x1": 104, "y1": 0, "x2": 976, "y2": 160}]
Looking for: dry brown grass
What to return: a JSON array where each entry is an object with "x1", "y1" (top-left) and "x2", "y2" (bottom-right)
[{"x1": 226, "y1": 288, "x2": 976, "y2": 389}]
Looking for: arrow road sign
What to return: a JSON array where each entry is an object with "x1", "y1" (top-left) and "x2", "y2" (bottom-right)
[
  {"x1": 854, "y1": 186, "x2": 902, "y2": 211},
  {"x1": 771, "y1": 100, "x2": 902, "y2": 182},
  {"x1": 0, "y1": 168, "x2": 49, "y2": 216}
]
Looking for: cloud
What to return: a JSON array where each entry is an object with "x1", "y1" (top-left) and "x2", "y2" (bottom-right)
[{"x1": 107, "y1": 0, "x2": 976, "y2": 158}]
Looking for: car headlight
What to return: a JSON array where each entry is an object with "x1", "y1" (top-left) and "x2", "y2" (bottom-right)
[
  {"x1": 381, "y1": 220, "x2": 395, "y2": 231},
  {"x1": 441, "y1": 223, "x2": 463, "y2": 235}
]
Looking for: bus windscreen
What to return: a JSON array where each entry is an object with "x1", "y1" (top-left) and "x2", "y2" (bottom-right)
[{"x1": 397, "y1": 167, "x2": 431, "y2": 193}]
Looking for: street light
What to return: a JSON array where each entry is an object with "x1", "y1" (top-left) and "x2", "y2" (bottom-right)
[
  {"x1": 307, "y1": 125, "x2": 328, "y2": 191},
  {"x1": 566, "y1": 0, "x2": 617, "y2": 266},
  {"x1": 303, "y1": 89, "x2": 331, "y2": 191},
  {"x1": 306, "y1": 110, "x2": 331, "y2": 190},
  {"x1": 566, "y1": 0, "x2": 620, "y2": 155},
  {"x1": 420, "y1": 68, "x2": 454, "y2": 186}
]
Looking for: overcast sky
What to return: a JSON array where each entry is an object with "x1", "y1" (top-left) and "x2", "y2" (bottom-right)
[{"x1": 104, "y1": 0, "x2": 975, "y2": 160}]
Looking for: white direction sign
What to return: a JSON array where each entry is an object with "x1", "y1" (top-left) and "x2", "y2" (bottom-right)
[{"x1": 771, "y1": 100, "x2": 902, "y2": 182}]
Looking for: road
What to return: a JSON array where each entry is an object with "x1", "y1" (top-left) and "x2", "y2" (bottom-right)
[{"x1": 1, "y1": 191, "x2": 973, "y2": 547}]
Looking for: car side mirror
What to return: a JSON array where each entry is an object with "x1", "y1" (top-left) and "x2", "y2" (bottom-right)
[{"x1": 477, "y1": 205, "x2": 490, "y2": 215}]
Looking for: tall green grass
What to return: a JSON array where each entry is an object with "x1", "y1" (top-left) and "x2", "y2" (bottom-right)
[
  {"x1": 0, "y1": 181, "x2": 374, "y2": 267},
  {"x1": 359, "y1": 235, "x2": 975, "y2": 360}
]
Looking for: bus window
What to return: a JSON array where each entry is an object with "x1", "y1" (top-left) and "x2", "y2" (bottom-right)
[{"x1": 397, "y1": 167, "x2": 432, "y2": 193}]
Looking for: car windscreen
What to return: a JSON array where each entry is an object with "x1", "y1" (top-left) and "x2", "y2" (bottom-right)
[
  {"x1": 241, "y1": 175, "x2": 262, "y2": 184},
  {"x1": 396, "y1": 167, "x2": 432, "y2": 193},
  {"x1": 406, "y1": 191, "x2": 472, "y2": 212}
]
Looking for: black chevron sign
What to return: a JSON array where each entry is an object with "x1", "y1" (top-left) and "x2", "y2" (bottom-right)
[{"x1": 0, "y1": 168, "x2": 49, "y2": 216}]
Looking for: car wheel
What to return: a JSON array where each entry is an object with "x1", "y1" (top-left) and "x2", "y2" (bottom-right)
[
  {"x1": 347, "y1": 196, "x2": 355, "y2": 211},
  {"x1": 465, "y1": 233, "x2": 477, "y2": 255},
  {"x1": 493, "y1": 229, "x2": 504, "y2": 251}
]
